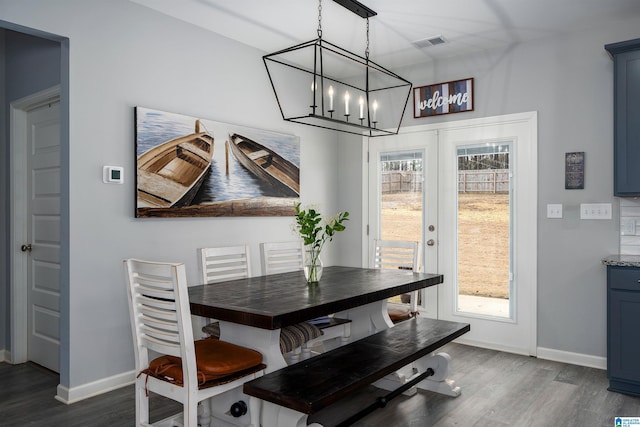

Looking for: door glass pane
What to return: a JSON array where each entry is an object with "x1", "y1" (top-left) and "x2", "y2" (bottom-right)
[
  {"x1": 380, "y1": 151, "x2": 423, "y2": 242},
  {"x1": 456, "y1": 143, "x2": 511, "y2": 318},
  {"x1": 380, "y1": 151, "x2": 423, "y2": 304}
]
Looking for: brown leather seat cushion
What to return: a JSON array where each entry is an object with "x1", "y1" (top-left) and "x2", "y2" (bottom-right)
[
  {"x1": 387, "y1": 303, "x2": 412, "y2": 322},
  {"x1": 146, "y1": 338, "x2": 263, "y2": 385}
]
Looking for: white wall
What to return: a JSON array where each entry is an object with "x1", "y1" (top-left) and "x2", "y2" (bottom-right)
[{"x1": 0, "y1": 0, "x2": 341, "y2": 393}]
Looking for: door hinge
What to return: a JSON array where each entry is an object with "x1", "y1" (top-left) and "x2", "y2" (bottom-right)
[{"x1": 366, "y1": 224, "x2": 369, "y2": 235}]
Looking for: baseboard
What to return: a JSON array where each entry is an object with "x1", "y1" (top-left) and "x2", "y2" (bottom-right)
[
  {"x1": 0, "y1": 349, "x2": 8, "y2": 362},
  {"x1": 537, "y1": 347, "x2": 606, "y2": 370},
  {"x1": 55, "y1": 370, "x2": 136, "y2": 404}
]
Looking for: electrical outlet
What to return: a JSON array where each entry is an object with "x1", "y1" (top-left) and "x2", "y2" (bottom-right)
[
  {"x1": 580, "y1": 203, "x2": 612, "y2": 220},
  {"x1": 547, "y1": 204, "x2": 563, "y2": 219},
  {"x1": 621, "y1": 219, "x2": 637, "y2": 235}
]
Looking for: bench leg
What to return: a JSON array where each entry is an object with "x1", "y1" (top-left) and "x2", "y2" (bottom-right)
[
  {"x1": 414, "y1": 352, "x2": 461, "y2": 397},
  {"x1": 260, "y1": 401, "x2": 323, "y2": 427},
  {"x1": 372, "y1": 364, "x2": 419, "y2": 396},
  {"x1": 373, "y1": 352, "x2": 461, "y2": 398}
]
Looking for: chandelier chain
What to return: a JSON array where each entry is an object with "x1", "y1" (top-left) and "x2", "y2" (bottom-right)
[
  {"x1": 317, "y1": 0, "x2": 323, "y2": 38},
  {"x1": 365, "y1": 17, "x2": 370, "y2": 59}
]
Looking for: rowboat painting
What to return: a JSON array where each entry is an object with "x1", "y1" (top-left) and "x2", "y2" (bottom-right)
[
  {"x1": 135, "y1": 107, "x2": 300, "y2": 218},
  {"x1": 228, "y1": 133, "x2": 300, "y2": 197},
  {"x1": 136, "y1": 119, "x2": 214, "y2": 208}
]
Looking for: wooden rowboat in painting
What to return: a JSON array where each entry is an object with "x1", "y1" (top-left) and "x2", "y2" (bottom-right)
[
  {"x1": 137, "y1": 120, "x2": 214, "y2": 208},
  {"x1": 228, "y1": 133, "x2": 300, "y2": 197}
]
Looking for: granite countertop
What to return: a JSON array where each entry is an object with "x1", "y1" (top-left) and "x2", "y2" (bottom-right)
[{"x1": 602, "y1": 255, "x2": 640, "y2": 267}]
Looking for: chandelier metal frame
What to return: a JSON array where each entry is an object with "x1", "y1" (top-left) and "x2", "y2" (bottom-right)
[{"x1": 263, "y1": 0, "x2": 412, "y2": 137}]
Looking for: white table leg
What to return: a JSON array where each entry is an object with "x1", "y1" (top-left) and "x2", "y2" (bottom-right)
[
  {"x1": 334, "y1": 300, "x2": 392, "y2": 342},
  {"x1": 218, "y1": 321, "x2": 287, "y2": 372}
]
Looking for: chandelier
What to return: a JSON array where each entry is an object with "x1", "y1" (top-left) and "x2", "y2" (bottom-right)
[{"x1": 263, "y1": 0, "x2": 412, "y2": 137}]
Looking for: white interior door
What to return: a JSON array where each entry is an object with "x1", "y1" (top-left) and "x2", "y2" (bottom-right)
[
  {"x1": 367, "y1": 130, "x2": 438, "y2": 318},
  {"x1": 25, "y1": 100, "x2": 62, "y2": 372}
]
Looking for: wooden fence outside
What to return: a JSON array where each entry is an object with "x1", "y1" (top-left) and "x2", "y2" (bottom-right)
[{"x1": 382, "y1": 169, "x2": 509, "y2": 194}]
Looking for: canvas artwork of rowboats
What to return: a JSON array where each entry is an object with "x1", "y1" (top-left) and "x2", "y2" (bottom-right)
[
  {"x1": 137, "y1": 120, "x2": 214, "y2": 208},
  {"x1": 228, "y1": 133, "x2": 300, "y2": 197}
]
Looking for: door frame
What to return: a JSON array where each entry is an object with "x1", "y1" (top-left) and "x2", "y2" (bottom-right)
[{"x1": 10, "y1": 85, "x2": 61, "y2": 364}]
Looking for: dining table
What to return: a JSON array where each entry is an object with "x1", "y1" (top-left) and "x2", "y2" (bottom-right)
[{"x1": 188, "y1": 265, "x2": 444, "y2": 372}]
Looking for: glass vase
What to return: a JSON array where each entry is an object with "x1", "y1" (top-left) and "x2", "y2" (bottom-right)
[{"x1": 304, "y1": 246, "x2": 323, "y2": 284}]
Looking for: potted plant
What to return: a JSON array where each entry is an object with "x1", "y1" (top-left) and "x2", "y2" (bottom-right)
[{"x1": 294, "y1": 203, "x2": 349, "y2": 283}]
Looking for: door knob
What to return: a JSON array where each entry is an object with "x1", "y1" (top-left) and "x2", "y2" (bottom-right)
[
  {"x1": 21, "y1": 244, "x2": 32, "y2": 252},
  {"x1": 427, "y1": 239, "x2": 435, "y2": 246}
]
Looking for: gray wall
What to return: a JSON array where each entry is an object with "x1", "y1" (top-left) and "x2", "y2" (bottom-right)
[
  {"x1": 338, "y1": 19, "x2": 640, "y2": 359},
  {"x1": 399, "y1": 24, "x2": 636, "y2": 359},
  {"x1": 0, "y1": 0, "x2": 340, "y2": 392},
  {"x1": 2, "y1": 0, "x2": 639, "y2": 397}
]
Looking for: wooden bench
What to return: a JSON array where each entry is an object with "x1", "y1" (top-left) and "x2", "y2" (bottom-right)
[{"x1": 244, "y1": 317, "x2": 470, "y2": 426}]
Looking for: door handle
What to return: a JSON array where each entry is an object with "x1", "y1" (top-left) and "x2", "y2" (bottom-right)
[
  {"x1": 21, "y1": 244, "x2": 32, "y2": 252},
  {"x1": 426, "y1": 239, "x2": 435, "y2": 246}
]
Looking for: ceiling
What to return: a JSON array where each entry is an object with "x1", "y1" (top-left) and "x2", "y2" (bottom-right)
[{"x1": 131, "y1": 0, "x2": 640, "y2": 68}]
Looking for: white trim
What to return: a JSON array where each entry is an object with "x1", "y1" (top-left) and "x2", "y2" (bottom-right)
[
  {"x1": 0, "y1": 349, "x2": 9, "y2": 362},
  {"x1": 55, "y1": 370, "x2": 136, "y2": 404},
  {"x1": 10, "y1": 85, "x2": 61, "y2": 365},
  {"x1": 537, "y1": 347, "x2": 607, "y2": 370},
  {"x1": 454, "y1": 336, "x2": 532, "y2": 357}
]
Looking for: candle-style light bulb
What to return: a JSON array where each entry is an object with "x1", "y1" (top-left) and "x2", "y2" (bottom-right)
[
  {"x1": 372, "y1": 100, "x2": 378, "y2": 122},
  {"x1": 311, "y1": 81, "x2": 316, "y2": 92},
  {"x1": 344, "y1": 91, "x2": 350, "y2": 116},
  {"x1": 359, "y1": 96, "x2": 364, "y2": 119},
  {"x1": 328, "y1": 85, "x2": 334, "y2": 111}
]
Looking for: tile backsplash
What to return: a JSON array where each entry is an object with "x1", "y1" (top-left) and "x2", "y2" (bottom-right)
[{"x1": 620, "y1": 198, "x2": 640, "y2": 255}]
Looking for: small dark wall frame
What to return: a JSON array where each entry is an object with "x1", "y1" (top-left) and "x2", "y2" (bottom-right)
[{"x1": 565, "y1": 152, "x2": 585, "y2": 190}]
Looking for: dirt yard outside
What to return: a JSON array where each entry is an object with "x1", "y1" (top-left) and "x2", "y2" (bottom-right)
[{"x1": 381, "y1": 192, "x2": 509, "y2": 299}]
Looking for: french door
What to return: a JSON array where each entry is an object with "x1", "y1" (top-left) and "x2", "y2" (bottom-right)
[
  {"x1": 366, "y1": 112, "x2": 537, "y2": 355},
  {"x1": 368, "y1": 130, "x2": 439, "y2": 318}
]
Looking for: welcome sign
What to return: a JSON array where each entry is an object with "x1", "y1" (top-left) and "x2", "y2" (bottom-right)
[{"x1": 413, "y1": 78, "x2": 474, "y2": 118}]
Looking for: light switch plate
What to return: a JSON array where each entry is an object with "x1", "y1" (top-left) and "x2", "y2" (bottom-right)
[
  {"x1": 580, "y1": 203, "x2": 612, "y2": 220},
  {"x1": 547, "y1": 204, "x2": 563, "y2": 219}
]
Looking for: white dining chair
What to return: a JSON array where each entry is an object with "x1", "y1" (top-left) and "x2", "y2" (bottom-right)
[
  {"x1": 199, "y1": 245, "x2": 323, "y2": 364},
  {"x1": 260, "y1": 241, "x2": 351, "y2": 355},
  {"x1": 123, "y1": 258, "x2": 265, "y2": 427},
  {"x1": 371, "y1": 239, "x2": 421, "y2": 322},
  {"x1": 260, "y1": 240, "x2": 305, "y2": 275}
]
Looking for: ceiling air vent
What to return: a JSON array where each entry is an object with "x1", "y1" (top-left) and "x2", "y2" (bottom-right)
[{"x1": 412, "y1": 35, "x2": 447, "y2": 49}]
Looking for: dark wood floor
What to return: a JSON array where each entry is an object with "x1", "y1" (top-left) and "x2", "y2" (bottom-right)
[{"x1": 1, "y1": 343, "x2": 639, "y2": 426}]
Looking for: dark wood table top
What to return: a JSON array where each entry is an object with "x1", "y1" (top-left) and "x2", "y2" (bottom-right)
[{"x1": 188, "y1": 266, "x2": 443, "y2": 330}]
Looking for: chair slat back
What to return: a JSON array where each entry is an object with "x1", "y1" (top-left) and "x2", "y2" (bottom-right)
[
  {"x1": 260, "y1": 241, "x2": 304, "y2": 275},
  {"x1": 371, "y1": 239, "x2": 420, "y2": 272},
  {"x1": 199, "y1": 245, "x2": 251, "y2": 284},
  {"x1": 124, "y1": 259, "x2": 195, "y2": 364}
]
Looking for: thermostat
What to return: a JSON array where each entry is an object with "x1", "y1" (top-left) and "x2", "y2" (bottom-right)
[{"x1": 103, "y1": 166, "x2": 124, "y2": 184}]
